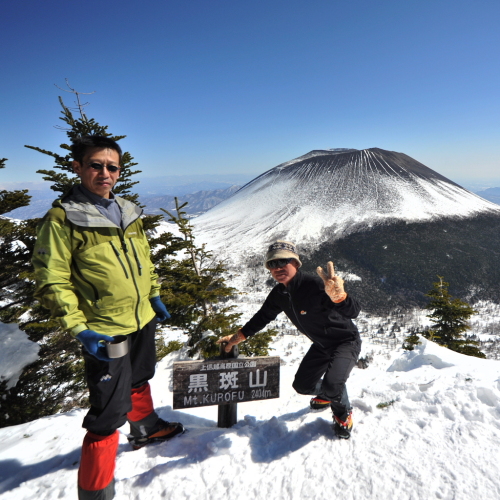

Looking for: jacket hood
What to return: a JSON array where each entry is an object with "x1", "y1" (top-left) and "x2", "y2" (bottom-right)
[{"x1": 54, "y1": 186, "x2": 142, "y2": 229}]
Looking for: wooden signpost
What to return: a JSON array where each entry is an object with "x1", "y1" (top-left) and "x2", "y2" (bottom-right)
[{"x1": 173, "y1": 343, "x2": 280, "y2": 427}]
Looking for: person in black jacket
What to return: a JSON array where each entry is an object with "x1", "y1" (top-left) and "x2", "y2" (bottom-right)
[{"x1": 217, "y1": 240, "x2": 361, "y2": 438}]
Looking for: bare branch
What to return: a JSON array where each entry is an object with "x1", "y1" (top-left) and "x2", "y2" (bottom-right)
[{"x1": 54, "y1": 79, "x2": 96, "y2": 122}]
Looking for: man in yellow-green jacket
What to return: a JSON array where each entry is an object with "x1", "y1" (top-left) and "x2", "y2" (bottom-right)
[{"x1": 32, "y1": 135, "x2": 184, "y2": 500}]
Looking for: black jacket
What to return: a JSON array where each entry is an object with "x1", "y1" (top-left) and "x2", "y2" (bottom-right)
[{"x1": 241, "y1": 270, "x2": 361, "y2": 348}]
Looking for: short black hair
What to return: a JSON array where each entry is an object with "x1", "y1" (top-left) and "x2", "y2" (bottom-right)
[{"x1": 70, "y1": 135, "x2": 122, "y2": 164}]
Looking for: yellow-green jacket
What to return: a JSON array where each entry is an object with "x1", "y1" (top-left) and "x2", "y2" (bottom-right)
[{"x1": 32, "y1": 187, "x2": 159, "y2": 337}]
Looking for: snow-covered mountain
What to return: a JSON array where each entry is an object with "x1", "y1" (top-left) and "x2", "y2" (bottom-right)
[
  {"x1": 195, "y1": 149, "x2": 500, "y2": 311},
  {"x1": 195, "y1": 148, "x2": 500, "y2": 252}
]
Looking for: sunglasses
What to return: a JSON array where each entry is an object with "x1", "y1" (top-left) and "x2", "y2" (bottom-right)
[
  {"x1": 267, "y1": 258, "x2": 294, "y2": 269},
  {"x1": 85, "y1": 162, "x2": 121, "y2": 173}
]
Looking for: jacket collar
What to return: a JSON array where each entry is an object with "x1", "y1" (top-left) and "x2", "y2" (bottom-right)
[{"x1": 55, "y1": 186, "x2": 142, "y2": 228}]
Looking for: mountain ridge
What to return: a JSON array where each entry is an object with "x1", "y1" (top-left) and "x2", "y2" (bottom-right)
[
  {"x1": 269, "y1": 148, "x2": 460, "y2": 184},
  {"x1": 475, "y1": 186, "x2": 500, "y2": 205}
]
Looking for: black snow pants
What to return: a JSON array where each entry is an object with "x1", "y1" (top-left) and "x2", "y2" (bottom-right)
[
  {"x1": 292, "y1": 339, "x2": 361, "y2": 419},
  {"x1": 81, "y1": 318, "x2": 157, "y2": 435}
]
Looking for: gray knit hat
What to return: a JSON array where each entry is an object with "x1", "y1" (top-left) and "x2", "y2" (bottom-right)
[{"x1": 264, "y1": 240, "x2": 302, "y2": 269}]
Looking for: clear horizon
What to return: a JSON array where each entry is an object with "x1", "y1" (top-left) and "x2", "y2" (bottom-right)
[{"x1": 2, "y1": 170, "x2": 499, "y2": 197}]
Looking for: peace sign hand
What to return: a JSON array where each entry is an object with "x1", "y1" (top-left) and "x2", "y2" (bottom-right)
[{"x1": 316, "y1": 261, "x2": 347, "y2": 303}]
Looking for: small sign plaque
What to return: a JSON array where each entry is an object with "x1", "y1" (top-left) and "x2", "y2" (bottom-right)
[{"x1": 173, "y1": 356, "x2": 280, "y2": 409}]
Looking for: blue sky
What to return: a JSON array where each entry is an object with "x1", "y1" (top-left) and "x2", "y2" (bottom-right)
[{"x1": 1, "y1": 0, "x2": 499, "y2": 188}]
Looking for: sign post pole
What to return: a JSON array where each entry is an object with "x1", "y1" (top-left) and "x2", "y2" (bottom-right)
[{"x1": 217, "y1": 341, "x2": 238, "y2": 428}]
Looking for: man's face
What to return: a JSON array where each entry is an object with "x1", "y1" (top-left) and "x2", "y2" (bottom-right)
[
  {"x1": 269, "y1": 260, "x2": 299, "y2": 286},
  {"x1": 73, "y1": 147, "x2": 120, "y2": 199}
]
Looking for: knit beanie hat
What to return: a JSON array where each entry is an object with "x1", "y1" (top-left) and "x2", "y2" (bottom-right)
[{"x1": 264, "y1": 241, "x2": 302, "y2": 269}]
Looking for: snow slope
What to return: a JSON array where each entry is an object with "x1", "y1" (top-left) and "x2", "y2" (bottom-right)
[
  {"x1": 1, "y1": 332, "x2": 500, "y2": 500},
  {"x1": 0, "y1": 323, "x2": 39, "y2": 390},
  {"x1": 194, "y1": 148, "x2": 500, "y2": 253}
]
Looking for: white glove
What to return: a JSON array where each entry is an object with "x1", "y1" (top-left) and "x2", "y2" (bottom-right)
[{"x1": 316, "y1": 261, "x2": 347, "y2": 303}]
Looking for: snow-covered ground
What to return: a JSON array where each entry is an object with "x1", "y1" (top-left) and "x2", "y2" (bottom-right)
[
  {"x1": 2, "y1": 244, "x2": 500, "y2": 499},
  {"x1": 2, "y1": 324, "x2": 500, "y2": 499}
]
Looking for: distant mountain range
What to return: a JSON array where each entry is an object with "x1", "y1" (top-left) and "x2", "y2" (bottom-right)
[
  {"x1": 475, "y1": 187, "x2": 500, "y2": 205},
  {"x1": 139, "y1": 185, "x2": 241, "y2": 216},
  {"x1": 194, "y1": 148, "x2": 500, "y2": 313},
  {"x1": 4, "y1": 185, "x2": 241, "y2": 220},
  {"x1": 3, "y1": 169, "x2": 499, "y2": 221}
]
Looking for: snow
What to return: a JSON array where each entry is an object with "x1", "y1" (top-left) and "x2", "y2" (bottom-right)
[
  {"x1": 2, "y1": 327, "x2": 500, "y2": 499},
  {"x1": 149, "y1": 220, "x2": 182, "y2": 238},
  {"x1": 0, "y1": 322, "x2": 39, "y2": 389}
]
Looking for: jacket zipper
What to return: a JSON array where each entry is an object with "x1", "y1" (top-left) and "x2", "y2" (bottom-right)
[
  {"x1": 129, "y1": 238, "x2": 143, "y2": 276},
  {"x1": 119, "y1": 232, "x2": 142, "y2": 331},
  {"x1": 73, "y1": 261, "x2": 100, "y2": 309},
  {"x1": 109, "y1": 241, "x2": 129, "y2": 279},
  {"x1": 286, "y1": 290, "x2": 325, "y2": 348}
]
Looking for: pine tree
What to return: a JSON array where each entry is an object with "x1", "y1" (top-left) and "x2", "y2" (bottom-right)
[
  {"x1": 25, "y1": 88, "x2": 162, "y2": 231},
  {"x1": 0, "y1": 158, "x2": 32, "y2": 294},
  {"x1": 0, "y1": 158, "x2": 71, "y2": 427},
  {"x1": 402, "y1": 328, "x2": 421, "y2": 351},
  {"x1": 151, "y1": 198, "x2": 276, "y2": 358},
  {"x1": 423, "y1": 276, "x2": 485, "y2": 358},
  {"x1": 27, "y1": 96, "x2": 139, "y2": 203}
]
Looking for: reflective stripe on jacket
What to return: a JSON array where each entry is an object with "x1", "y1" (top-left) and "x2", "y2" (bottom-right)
[{"x1": 32, "y1": 187, "x2": 159, "y2": 336}]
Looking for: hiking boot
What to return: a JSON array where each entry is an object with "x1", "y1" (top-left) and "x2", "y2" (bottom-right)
[
  {"x1": 310, "y1": 396, "x2": 331, "y2": 412},
  {"x1": 333, "y1": 412, "x2": 353, "y2": 439},
  {"x1": 128, "y1": 418, "x2": 185, "y2": 450}
]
